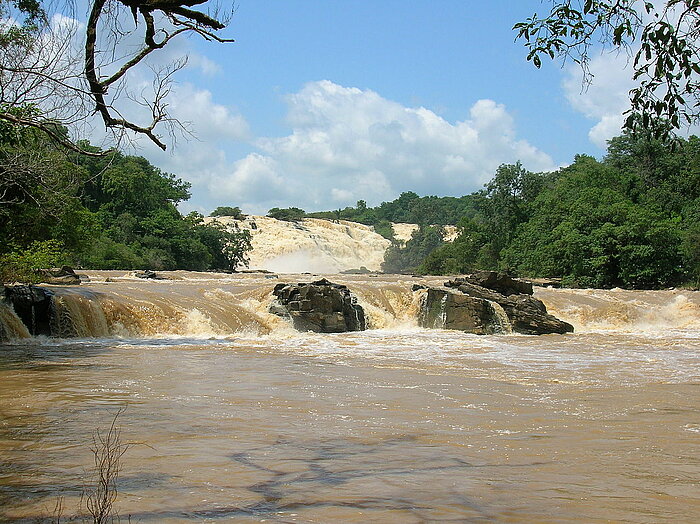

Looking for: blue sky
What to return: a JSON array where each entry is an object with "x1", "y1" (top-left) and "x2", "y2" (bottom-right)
[
  {"x1": 113, "y1": 1, "x2": 638, "y2": 214},
  {"x1": 194, "y1": 1, "x2": 590, "y2": 157}
]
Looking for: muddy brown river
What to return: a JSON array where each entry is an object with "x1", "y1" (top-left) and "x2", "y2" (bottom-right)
[{"x1": 1, "y1": 272, "x2": 699, "y2": 522}]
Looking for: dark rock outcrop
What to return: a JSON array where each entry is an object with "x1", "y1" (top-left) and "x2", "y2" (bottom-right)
[
  {"x1": 3, "y1": 285, "x2": 54, "y2": 336},
  {"x1": 270, "y1": 278, "x2": 366, "y2": 333},
  {"x1": 418, "y1": 271, "x2": 573, "y2": 335},
  {"x1": 341, "y1": 266, "x2": 372, "y2": 275},
  {"x1": 38, "y1": 266, "x2": 81, "y2": 285},
  {"x1": 419, "y1": 288, "x2": 510, "y2": 335},
  {"x1": 501, "y1": 294, "x2": 573, "y2": 335}
]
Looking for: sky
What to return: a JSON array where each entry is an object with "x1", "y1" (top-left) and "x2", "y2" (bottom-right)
[{"x1": 89, "y1": 1, "x2": 642, "y2": 215}]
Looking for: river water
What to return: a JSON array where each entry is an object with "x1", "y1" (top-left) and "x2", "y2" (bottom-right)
[{"x1": 1, "y1": 272, "x2": 699, "y2": 522}]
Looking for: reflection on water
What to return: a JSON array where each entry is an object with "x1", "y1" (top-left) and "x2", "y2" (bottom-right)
[{"x1": 1, "y1": 272, "x2": 699, "y2": 522}]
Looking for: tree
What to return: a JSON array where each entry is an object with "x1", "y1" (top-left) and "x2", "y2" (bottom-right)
[
  {"x1": 0, "y1": 0, "x2": 233, "y2": 153},
  {"x1": 210, "y1": 206, "x2": 244, "y2": 219},
  {"x1": 220, "y1": 228, "x2": 253, "y2": 272},
  {"x1": 0, "y1": 123, "x2": 97, "y2": 254},
  {"x1": 501, "y1": 155, "x2": 684, "y2": 288},
  {"x1": 681, "y1": 214, "x2": 700, "y2": 286},
  {"x1": 477, "y1": 162, "x2": 551, "y2": 255},
  {"x1": 419, "y1": 217, "x2": 491, "y2": 275},
  {"x1": 191, "y1": 214, "x2": 253, "y2": 271},
  {"x1": 382, "y1": 225, "x2": 445, "y2": 274},
  {"x1": 267, "y1": 207, "x2": 306, "y2": 222},
  {"x1": 514, "y1": 1, "x2": 700, "y2": 137}
]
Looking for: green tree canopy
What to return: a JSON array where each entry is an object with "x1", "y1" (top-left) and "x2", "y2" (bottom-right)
[
  {"x1": 210, "y1": 206, "x2": 244, "y2": 219},
  {"x1": 501, "y1": 155, "x2": 684, "y2": 288},
  {"x1": 267, "y1": 207, "x2": 306, "y2": 222},
  {"x1": 515, "y1": 1, "x2": 700, "y2": 138},
  {"x1": 382, "y1": 225, "x2": 445, "y2": 274}
]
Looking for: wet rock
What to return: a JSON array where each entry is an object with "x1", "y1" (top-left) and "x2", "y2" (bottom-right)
[
  {"x1": 449, "y1": 271, "x2": 533, "y2": 296},
  {"x1": 38, "y1": 266, "x2": 81, "y2": 285},
  {"x1": 453, "y1": 281, "x2": 506, "y2": 303},
  {"x1": 418, "y1": 288, "x2": 508, "y2": 335},
  {"x1": 3, "y1": 285, "x2": 54, "y2": 336},
  {"x1": 271, "y1": 280, "x2": 366, "y2": 333},
  {"x1": 134, "y1": 270, "x2": 160, "y2": 279},
  {"x1": 341, "y1": 266, "x2": 372, "y2": 275},
  {"x1": 501, "y1": 294, "x2": 573, "y2": 335},
  {"x1": 420, "y1": 275, "x2": 573, "y2": 335},
  {"x1": 268, "y1": 301, "x2": 290, "y2": 318},
  {"x1": 528, "y1": 277, "x2": 562, "y2": 288}
]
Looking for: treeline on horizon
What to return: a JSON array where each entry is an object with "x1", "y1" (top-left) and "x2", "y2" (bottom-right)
[
  {"x1": 288, "y1": 130, "x2": 699, "y2": 289},
  {"x1": 0, "y1": 127, "x2": 252, "y2": 284},
  {"x1": 2, "y1": 122, "x2": 699, "y2": 289}
]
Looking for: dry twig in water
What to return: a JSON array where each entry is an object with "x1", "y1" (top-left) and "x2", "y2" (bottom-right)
[{"x1": 82, "y1": 407, "x2": 130, "y2": 523}]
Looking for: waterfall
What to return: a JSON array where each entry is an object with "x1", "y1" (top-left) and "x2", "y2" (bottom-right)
[
  {"x1": 51, "y1": 292, "x2": 111, "y2": 338},
  {"x1": 4, "y1": 273, "x2": 696, "y2": 341},
  {"x1": 205, "y1": 215, "x2": 391, "y2": 273},
  {"x1": 487, "y1": 301, "x2": 512, "y2": 334},
  {"x1": 439, "y1": 293, "x2": 448, "y2": 329},
  {"x1": 0, "y1": 302, "x2": 31, "y2": 340},
  {"x1": 353, "y1": 284, "x2": 424, "y2": 329}
]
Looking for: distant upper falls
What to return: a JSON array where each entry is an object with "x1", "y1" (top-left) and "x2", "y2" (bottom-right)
[
  {"x1": 206, "y1": 215, "x2": 391, "y2": 273},
  {"x1": 205, "y1": 216, "x2": 459, "y2": 274}
]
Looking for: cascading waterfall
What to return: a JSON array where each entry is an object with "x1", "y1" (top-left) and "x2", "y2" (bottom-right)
[
  {"x1": 51, "y1": 292, "x2": 111, "y2": 338},
  {"x1": 487, "y1": 301, "x2": 512, "y2": 334},
  {"x1": 353, "y1": 285, "x2": 425, "y2": 329},
  {"x1": 0, "y1": 284, "x2": 295, "y2": 340},
  {"x1": 439, "y1": 293, "x2": 449, "y2": 328},
  {"x1": 0, "y1": 302, "x2": 30, "y2": 340},
  {"x1": 1, "y1": 273, "x2": 700, "y2": 341}
]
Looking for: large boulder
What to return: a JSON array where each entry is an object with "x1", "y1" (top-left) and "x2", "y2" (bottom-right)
[
  {"x1": 38, "y1": 266, "x2": 81, "y2": 285},
  {"x1": 270, "y1": 278, "x2": 366, "y2": 333},
  {"x1": 501, "y1": 294, "x2": 573, "y2": 335},
  {"x1": 419, "y1": 274, "x2": 573, "y2": 335},
  {"x1": 418, "y1": 288, "x2": 510, "y2": 334},
  {"x1": 3, "y1": 285, "x2": 54, "y2": 336}
]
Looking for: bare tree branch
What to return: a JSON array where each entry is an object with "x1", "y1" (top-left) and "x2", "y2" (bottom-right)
[{"x1": 1, "y1": 0, "x2": 234, "y2": 153}]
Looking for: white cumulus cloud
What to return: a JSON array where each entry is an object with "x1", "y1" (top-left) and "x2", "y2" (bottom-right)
[
  {"x1": 206, "y1": 80, "x2": 556, "y2": 213},
  {"x1": 563, "y1": 52, "x2": 636, "y2": 148}
]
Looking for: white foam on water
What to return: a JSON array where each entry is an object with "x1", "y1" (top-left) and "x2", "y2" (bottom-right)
[
  {"x1": 540, "y1": 288, "x2": 700, "y2": 333},
  {"x1": 180, "y1": 309, "x2": 219, "y2": 338},
  {"x1": 683, "y1": 424, "x2": 700, "y2": 433}
]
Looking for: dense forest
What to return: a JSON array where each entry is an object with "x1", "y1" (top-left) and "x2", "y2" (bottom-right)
[
  {"x1": 296, "y1": 130, "x2": 700, "y2": 288},
  {"x1": 0, "y1": 128, "x2": 252, "y2": 283}
]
